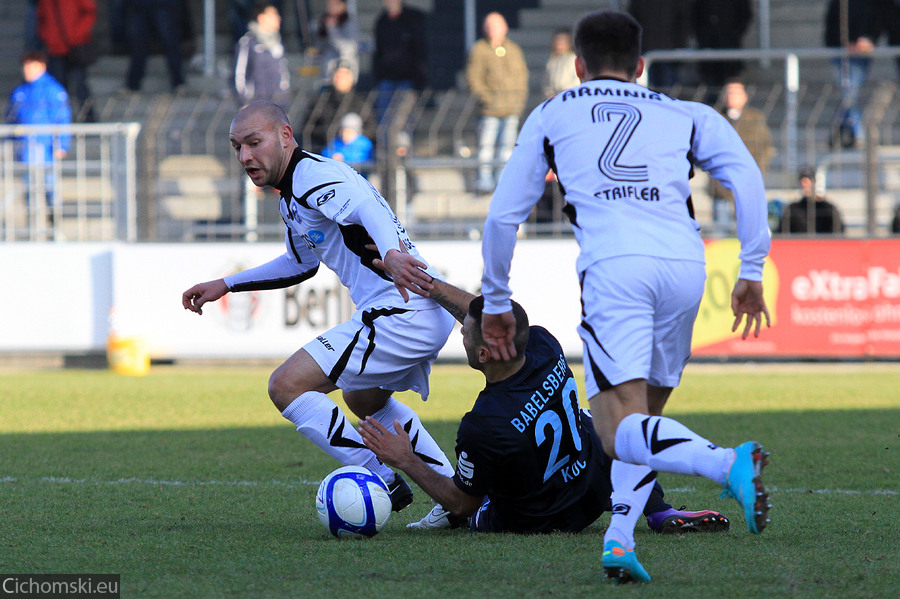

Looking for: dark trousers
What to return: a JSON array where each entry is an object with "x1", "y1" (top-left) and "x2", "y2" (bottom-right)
[
  {"x1": 47, "y1": 56, "x2": 91, "y2": 108},
  {"x1": 126, "y1": 0, "x2": 185, "y2": 91}
]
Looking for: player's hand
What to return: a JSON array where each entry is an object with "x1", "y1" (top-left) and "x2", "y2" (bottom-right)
[
  {"x1": 731, "y1": 278, "x2": 771, "y2": 339},
  {"x1": 358, "y1": 417, "x2": 414, "y2": 469},
  {"x1": 378, "y1": 246, "x2": 434, "y2": 302},
  {"x1": 481, "y1": 310, "x2": 517, "y2": 361},
  {"x1": 182, "y1": 279, "x2": 229, "y2": 315}
]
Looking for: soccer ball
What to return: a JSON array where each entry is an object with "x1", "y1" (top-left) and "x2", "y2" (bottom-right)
[{"x1": 315, "y1": 466, "x2": 392, "y2": 538}]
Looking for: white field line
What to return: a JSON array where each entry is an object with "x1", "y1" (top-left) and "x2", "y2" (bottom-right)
[
  {"x1": 0, "y1": 476, "x2": 895, "y2": 496},
  {"x1": 0, "y1": 475, "x2": 320, "y2": 488}
]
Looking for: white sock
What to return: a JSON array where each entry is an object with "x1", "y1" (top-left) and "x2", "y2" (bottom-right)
[
  {"x1": 614, "y1": 413, "x2": 734, "y2": 484},
  {"x1": 281, "y1": 391, "x2": 395, "y2": 484},
  {"x1": 604, "y1": 460, "x2": 656, "y2": 550},
  {"x1": 371, "y1": 397, "x2": 455, "y2": 477}
]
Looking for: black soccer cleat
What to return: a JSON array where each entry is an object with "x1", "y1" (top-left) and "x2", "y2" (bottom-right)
[
  {"x1": 646, "y1": 506, "x2": 731, "y2": 534},
  {"x1": 388, "y1": 473, "x2": 413, "y2": 512}
]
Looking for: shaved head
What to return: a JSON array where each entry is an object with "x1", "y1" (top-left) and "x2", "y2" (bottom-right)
[{"x1": 233, "y1": 100, "x2": 291, "y2": 130}]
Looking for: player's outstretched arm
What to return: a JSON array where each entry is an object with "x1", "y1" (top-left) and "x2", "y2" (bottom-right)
[
  {"x1": 731, "y1": 278, "x2": 771, "y2": 339},
  {"x1": 481, "y1": 311, "x2": 517, "y2": 361},
  {"x1": 182, "y1": 278, "x2": 229, "y2": 315},
  {"x1": 429, "y1": 279, "x2": 475, "y2": 324},
  {"x1": 359, "y1": 417, "x2": 482, "y2": 518}
]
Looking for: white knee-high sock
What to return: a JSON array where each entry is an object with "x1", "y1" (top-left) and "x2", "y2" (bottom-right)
[
  {"x1": 614, "y1": 413, "x2": 735, "y2": 484},
  {"x1": 371, "y1": 397, "x2": 455, "y2": 477},
  {"x1": 281, "y1": 391, "x2": 396, "y2": 484},
  {"x1": 604, "y1": 460, "x2": 656, "y2": 550}
]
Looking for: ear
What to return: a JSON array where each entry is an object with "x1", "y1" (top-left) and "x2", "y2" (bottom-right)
[
  {"x1": 478, "y1": 345, "x2": 492, "y2": 365},
  {"x1": 575, "y1": 56, "x2": 587, "y2": 82},
  {"x1": 634, "y1": 57, "x2": 645, "y2": 80},
  {"x1": 281, "y1": 124, "x2": 294, "y2": 147}
]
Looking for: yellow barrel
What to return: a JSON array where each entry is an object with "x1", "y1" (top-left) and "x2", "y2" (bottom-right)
[{"x1": 106, "y1": 335, "x2": 150, "y2": 376}]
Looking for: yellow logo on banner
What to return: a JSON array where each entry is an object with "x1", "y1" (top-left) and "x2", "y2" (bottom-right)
[{"x1": 693, "y1": 239, "x2": 779, "y2": 349}]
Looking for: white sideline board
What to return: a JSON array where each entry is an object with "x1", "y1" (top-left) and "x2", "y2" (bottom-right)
[{"x1": 0, "y1": 241, "x2": 584, "y2": 361}]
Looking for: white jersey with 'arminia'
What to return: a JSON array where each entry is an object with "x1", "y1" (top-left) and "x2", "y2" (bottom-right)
[{"x1": 481, "y1": 77, "x2": 771, "y2": 314}]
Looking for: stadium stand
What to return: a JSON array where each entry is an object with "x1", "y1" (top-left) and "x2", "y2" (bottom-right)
[{"x1": 3, "y1": 1, "x2": 900, "y2": 241}]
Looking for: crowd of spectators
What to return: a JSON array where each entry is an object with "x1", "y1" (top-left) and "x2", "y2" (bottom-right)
[{"x1": 11, "y1": 0, "x2": 900, "y2": 236}]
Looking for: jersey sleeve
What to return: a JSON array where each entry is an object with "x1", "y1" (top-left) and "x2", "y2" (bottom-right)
[
  {"x1": 481, "y1": 105, "x2": 551, "y2": 314},
  {"x1": 452, "y1": 413, "x2": 500, "y2": 498},
  {"x1": 298, "y1": 160, "x2": 408, "y2": 260},
  {"x1": 224, "y1": 223, "x2": 320, "y2": 292},
  {"x1": 690, "y1": 104, "x2": 771, "y2": 280}
]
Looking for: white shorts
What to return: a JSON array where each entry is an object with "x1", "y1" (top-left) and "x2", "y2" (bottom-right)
[
  {"x1": 579, "y1": 255, "x2": 705, "y2": 397},
  {"x1": 303, "y1": 305, "x2": 455, "y2": 400}
]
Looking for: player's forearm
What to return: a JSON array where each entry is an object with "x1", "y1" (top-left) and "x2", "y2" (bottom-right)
[
  {"x1": 352, "y1": 198, "x2": 404, "y2": 258},
  {"x1": 429, "y1": 279, "x2": 475, "y2": 324},
  {"x1": 395, "y1": 454, "x2": 479, "y2": 518},
  {"x1": 223, "y1": 253, "x2": 317, "y2": 292}
]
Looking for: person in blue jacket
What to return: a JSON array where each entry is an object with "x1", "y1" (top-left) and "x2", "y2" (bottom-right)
[
  {"x1": 6, "y1": 51, "x2": 71, "y2": 229},
  {"x1": 322, "y1": 112, "x2": 374, "y2": 170}
]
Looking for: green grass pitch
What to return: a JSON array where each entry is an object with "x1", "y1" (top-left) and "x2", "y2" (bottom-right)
[{"x1": 1, "y1": 363, "x2": 898, "y2": 598}]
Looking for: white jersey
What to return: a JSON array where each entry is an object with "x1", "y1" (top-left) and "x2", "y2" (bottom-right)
[
  {"x1": 481, "y1": 77, "x2": 771, "y2": 314},
  {"x1": 225, "y1": 149, "x2": 438, "y2": 311}
]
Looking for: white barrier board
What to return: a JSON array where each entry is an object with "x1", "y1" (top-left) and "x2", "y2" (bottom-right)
[{"x1": 0, "y1": 241, "x2": 584, "y2": 361}]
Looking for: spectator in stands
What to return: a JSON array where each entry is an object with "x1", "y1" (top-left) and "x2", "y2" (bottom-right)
[
  {"x1": 36, "y1": 0, "x2": 97, "y2": 122},
  {"x1": 709, "y1": 79, "x2": 774, "y2": 236},
  {"x1": 825, "y1": 0, "x2": 882, "y2": 149},
  {"x1": 892, "y1": 204, "x2": 900, "y2": 234},
  {"x1": 467, "y1": 12, "x2": 528, "y2": 194},
  {"x1": 373, "y1": 0, "x2": 428, "y2": 123},
  {"x1": 25, "y1": 0, "x2": 42, "y2": 52},
  {"x1": 886, "y1": 0, "x2": 900, "y2": 82},
  {"x1": 315, "y1": 0, "x2": 358, "y2": 85},
  {"x1": 692, "y1": 0, "x2": 752, "y2": 96},
  {"x1": 230, "y1": 0, "x2": 289, "y2": 45},
  {"x1": 322, "y1": 112, "x2": 374, "y2": 171},
  {"x1": 6, "y1": 51, "x2": 71, "y2": 233},
  {"x1": 302, "y1": 62, "x2": 373, "y2": 153},
  {"x1": 234, "y1": 2, "x2": 291, "y2": 108},
  {"x1": 777, "y1": 168, "x2": 845, "y2": 235},
  {"x1": 542, "y1": 29, "x2": 579, "y2": 98},
  {"x1": 124, "y1": 0, "x2": 185, "y2": 93},
  {"x1": 628, "y1": 0, "x2": 691, "y2": 89}
]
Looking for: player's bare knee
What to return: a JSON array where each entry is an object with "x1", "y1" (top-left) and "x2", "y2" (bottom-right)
[{"x1": 268, "y1": 368, "x2": 298, "y2": 412}]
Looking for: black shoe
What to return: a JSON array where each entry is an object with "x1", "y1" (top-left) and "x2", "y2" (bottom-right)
[{"x1": 388, "y1": 473, "x2": 413, "y2": 512}]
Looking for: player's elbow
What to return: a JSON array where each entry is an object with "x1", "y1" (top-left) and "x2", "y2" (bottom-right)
[{"x1": 444, "y1": 492, "x2": 482, "y2": 519}]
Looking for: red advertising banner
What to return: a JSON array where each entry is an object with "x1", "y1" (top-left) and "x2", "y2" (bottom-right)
[{"x1": 692, "y1": 238, "x2": 900, "y2": 358}]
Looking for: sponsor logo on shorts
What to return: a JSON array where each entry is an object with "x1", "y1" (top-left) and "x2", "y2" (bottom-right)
[
  {"x1": 316, "y1": 335, "x2": 334, "y2": 351},
  {"x1": 308, "y1": 230, "x2": 326, "y2": 244}
]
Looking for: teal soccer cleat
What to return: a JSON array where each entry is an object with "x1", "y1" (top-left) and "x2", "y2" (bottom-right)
[
  {"x1": 602, "y1": 540, "x2": 651, "y2": 584},
  {"x1": 721, "y1": 441, "x2": 772, "y2": 534}
]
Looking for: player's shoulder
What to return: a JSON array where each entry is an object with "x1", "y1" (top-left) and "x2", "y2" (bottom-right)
[
  {"x1": 293, "y1": 152, "x2": 348, "y2": 186},
  {"x1": 528, "y1": 325, "x2": 563, "y2": 352}
]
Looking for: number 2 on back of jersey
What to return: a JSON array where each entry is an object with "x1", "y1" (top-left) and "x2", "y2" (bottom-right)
[{"x1": 592, "y1": 102, "x2": 648, "y2": 183}]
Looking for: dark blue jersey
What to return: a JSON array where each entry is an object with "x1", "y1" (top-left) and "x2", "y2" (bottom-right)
[{"x1": 452, "y1": 326, "x2": 612, "y2": 533}]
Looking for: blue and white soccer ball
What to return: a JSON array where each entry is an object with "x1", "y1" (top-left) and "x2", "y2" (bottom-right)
[{"x1": 316, "y1": 466, "x2": 392, "y2": 538}]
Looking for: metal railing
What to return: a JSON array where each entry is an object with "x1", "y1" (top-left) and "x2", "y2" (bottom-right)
[
  {"x1": 0, "y1": 122, "x2": 141, "y2": 242},
  {"x1": 6, "y1": 45, "x2": 900, "y2": 242}
]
